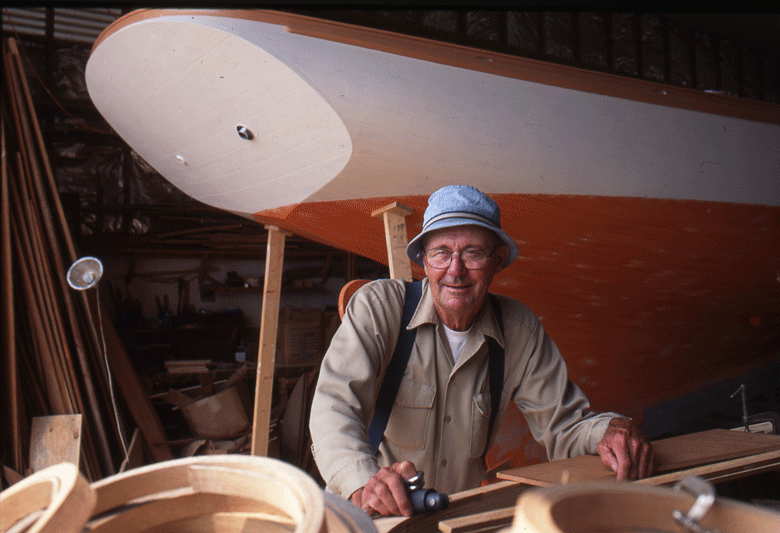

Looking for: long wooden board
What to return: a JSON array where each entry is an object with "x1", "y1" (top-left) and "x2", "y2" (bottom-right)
[{"x1": 497, "y1": 429, "x2": 780, "y2": 487}]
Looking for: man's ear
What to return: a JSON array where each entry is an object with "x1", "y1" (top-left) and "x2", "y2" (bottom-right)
[{"x1": 494, "y1": 245, "x2": 510, "y2": 271}]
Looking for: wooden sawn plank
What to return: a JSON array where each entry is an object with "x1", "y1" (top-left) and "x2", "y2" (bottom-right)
[{"x1": 497, "y1": 429, "x2": 780, "y2": 487}]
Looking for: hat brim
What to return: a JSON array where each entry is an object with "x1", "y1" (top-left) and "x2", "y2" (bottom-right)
[{"x1": 406, "y1": 218, "x2": 519, "y2": 270}]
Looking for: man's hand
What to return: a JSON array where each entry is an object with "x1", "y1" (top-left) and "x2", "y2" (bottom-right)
[
  {"x1": 597, "y1": 417, "x2": 654, "y2": 480},
  {"x1": 349, "y1": 461, "x2": 418, "y2": 517}
]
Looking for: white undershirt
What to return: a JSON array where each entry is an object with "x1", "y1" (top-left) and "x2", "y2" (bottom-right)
[{"x1": 443, "y1": 324, "x2": 471, "y2": 362}]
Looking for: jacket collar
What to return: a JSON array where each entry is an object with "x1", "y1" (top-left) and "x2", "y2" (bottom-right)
[{"x1": 408, "y1": 278, "x2": 505, "y2": 347}]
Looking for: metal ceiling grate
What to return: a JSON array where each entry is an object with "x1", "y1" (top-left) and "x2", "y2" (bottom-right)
[{"x1": 3, "y1": 7, "x2": 122, "y2": 46}]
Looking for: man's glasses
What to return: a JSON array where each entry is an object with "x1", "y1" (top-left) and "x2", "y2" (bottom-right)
[{"x1": 418, "y1": 245, "x2": 502, "y2": 270}]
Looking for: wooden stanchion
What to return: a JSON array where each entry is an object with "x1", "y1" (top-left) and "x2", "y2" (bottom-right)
[
  {"x1": 251, "y1": 225, "x2": 292, "y2": 456},
  {"x1": 371, "y1": 202, "x2": 414, "y2": 281}
]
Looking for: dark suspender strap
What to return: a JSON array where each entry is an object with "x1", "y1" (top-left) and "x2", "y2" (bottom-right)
[
  {"x1": 368, "y1": 280, "x2": 422, "y2": 455},
  {"x1": 368, "y1": 283, "x2": 505, "y2": 459},
  {"x1": 484, "y1": 294, "x2": 505, "y2": 461}
]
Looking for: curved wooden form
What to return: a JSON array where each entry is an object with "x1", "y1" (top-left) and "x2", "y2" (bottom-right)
[
  {"x1": 0, "y1": 462, "x2": 95, "y2": 533},
  {"x1": 85, "y1": 455, "x2": 375, "y2": 533},
  {"x1": 509, "y1": 480, "x2": 780, "y2": 533}
]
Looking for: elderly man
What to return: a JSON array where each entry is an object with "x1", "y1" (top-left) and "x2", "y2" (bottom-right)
[{"x1": 310, "y1": 185, "x2": 654, "y2": 517}]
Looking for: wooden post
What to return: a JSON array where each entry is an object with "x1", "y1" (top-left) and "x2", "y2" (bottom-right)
[
  {"x1": 371, "y1": 202, "x2": 414, "y2": 281},
  {"x1": 251, "y1": 225, "x2": 292, "y2": 456}
]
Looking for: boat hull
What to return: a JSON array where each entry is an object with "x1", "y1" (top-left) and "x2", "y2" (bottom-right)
[{"x1": 86, "y1": 10, "x2": 780, "y2": 468}]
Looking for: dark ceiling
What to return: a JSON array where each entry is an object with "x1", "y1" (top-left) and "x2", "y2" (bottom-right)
[{"x1": 661, "y1": 13, "x2": 779, "y2": 55}]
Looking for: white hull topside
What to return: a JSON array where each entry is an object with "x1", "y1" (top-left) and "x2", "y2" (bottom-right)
[{"x1": 86, "y1": 10, "x2": 780, "y2": 218}]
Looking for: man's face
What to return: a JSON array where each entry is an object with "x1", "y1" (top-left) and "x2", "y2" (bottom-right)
[{"x1": 422, "y1": 225, "x2": 508, "y2": 331}]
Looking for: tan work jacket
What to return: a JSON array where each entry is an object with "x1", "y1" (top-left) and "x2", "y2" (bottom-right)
[{"x1": 310, "y1": 279, "x2": 617, "y2": 499}]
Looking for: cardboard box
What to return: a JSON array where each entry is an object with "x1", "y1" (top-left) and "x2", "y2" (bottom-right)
[
  {"x1": 180, "y1": 387, "x2": 249, "y2": 439},
  {"x1": 277, "y1": 308, "x2": 323, "y2": 365}
]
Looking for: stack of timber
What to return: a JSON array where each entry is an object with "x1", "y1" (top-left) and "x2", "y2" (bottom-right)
[{"x1": 1, "y1": 36, "x2": 172, "y2": 483}]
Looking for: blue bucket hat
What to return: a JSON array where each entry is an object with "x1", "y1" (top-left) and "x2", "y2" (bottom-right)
[{"x1": 406, "y1": 185, "x2": 519, "y2": 269}]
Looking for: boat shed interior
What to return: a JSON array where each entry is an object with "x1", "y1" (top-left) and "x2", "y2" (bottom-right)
[{"x1": 1, "y1": 7, "x2": 779, "y2": 532}]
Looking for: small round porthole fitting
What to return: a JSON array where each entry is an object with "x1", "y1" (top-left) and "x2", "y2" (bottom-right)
[{"x1": 236, "y1": 125, "x2": 254, "y2": 140}]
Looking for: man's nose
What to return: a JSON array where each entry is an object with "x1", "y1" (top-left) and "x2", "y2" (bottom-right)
[{"x1": 447, "y1": 252, "x2": 468, "y2": 274}]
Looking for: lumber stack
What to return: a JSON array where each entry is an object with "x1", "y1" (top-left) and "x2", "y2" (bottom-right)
[{"x1": 1, "y1": 36, "x2": 171, "y2": 483}]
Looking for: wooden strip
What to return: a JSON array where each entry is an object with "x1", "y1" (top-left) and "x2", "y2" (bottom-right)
[
  {"x1": 5, "y1": 37, "x2": 111, "y2": 478},
  {"x1": 1, "y1": 111, "x2": 22, "y2": 474},
  {"x1": 438, "y1": 507, "x2": 515, "y2": 533},
  {"x1": 14, "y1": 156, "x2": 80, "y2": 413},
  {"x1": 633, "y1": 447, "x2": 780, "y2": 487},
  {"x1": 9, "y1": 178, "x2": 68, "y2": 414},
  {"x1": 498, "y1": 429, "x2": 780, "y2": 486},
  {"x1": 251, "y1": 225, "x2": 291, "y2": 456},
  {"x1": 6, "y1": 38, "x2": 78, "y2": 260}
]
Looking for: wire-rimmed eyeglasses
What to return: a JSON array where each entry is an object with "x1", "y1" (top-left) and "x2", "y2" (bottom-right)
[{"x1": 418, "y1": 245, "x2": 503, "y2": 270}]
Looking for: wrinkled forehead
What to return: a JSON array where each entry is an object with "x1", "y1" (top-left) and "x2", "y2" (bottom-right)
[{"x1": 422, "y1": 224, "x2": 500, "y2": 249}]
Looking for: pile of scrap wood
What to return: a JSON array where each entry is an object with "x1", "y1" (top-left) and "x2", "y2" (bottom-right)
[{"x1": 1, "y1": 36, "x2": 173, "y2": 483}]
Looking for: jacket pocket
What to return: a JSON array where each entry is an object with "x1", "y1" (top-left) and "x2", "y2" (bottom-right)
[
  {"x1": 469, "y1": 392, "x2": 492, "y2": 458},
  {"x1": 383, "y1": 378, "x2": 436, "y2": 450}
]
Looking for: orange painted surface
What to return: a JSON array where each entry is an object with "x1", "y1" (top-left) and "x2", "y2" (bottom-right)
[{"x1": 256, "y1": 194, "x2": 780, "y2": 466}]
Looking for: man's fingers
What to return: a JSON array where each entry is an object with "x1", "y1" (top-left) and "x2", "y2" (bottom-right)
[
  {"x1": 613, "y1": 433, "x2": 632, "y2": 480},
  {"x1": 598, "y1": 418, "x2": 656, "y2": 481},
  {"x1": 391, "y1": 460, "x2": 418, "y2": 481},
  {"x1": 637, "y1": 441, "x2": 655, "y2": 479},
  {"x1": 361, "y1": 466, "x2": 413, "y2": 517}
]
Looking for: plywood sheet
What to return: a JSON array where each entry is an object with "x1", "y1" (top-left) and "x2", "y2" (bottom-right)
[
  {"x1": 497, "y1": 429, "x2": 780, "y2": 487},
  {"x1": 29, "y1": 415, "x2": 82, "y2": 472}
]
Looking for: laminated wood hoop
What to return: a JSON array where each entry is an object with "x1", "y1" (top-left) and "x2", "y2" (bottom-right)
[
  {"x1": 509, "y1": 480, "x2": 780, "y2": 533},
  {"x1": 85, "y1": 455, "x2": 376, "y2": 533},
  {"x1": 0, "y1": 462, "x2": 95, "y2": 533}
]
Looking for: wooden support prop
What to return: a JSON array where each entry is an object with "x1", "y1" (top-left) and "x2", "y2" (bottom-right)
[
  {"x1": 251, "y1": 225, "x2": 292, "y2": 456},
  {"x1": 29, "y1": 415, "x2": 83, "y2": 474},
  {"x1": 372, "y1": 202, "x2": 414, "y2": 281}
]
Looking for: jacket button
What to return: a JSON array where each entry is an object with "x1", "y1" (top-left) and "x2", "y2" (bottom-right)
[
  {"x1": 441, "y1": 459, "x2": 447, "y2": 467},
  {"x1": 444, "y1": 415, "x2": 452, "y2": 423}
]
